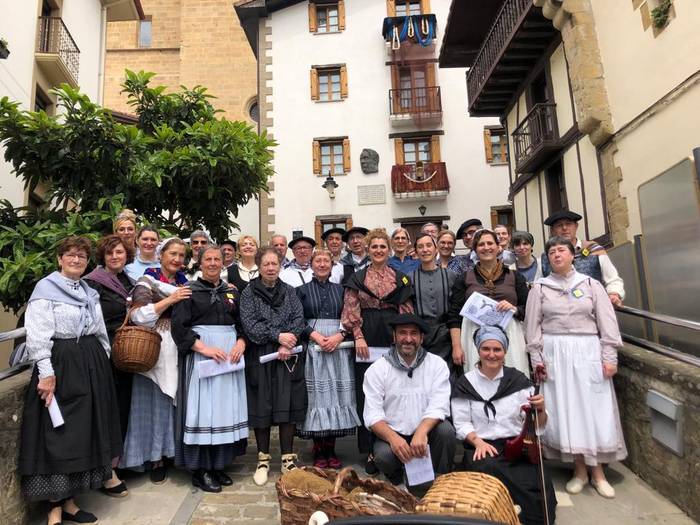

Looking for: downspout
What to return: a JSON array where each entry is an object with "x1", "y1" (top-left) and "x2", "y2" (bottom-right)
[{"x1": 97, "y1": 5, "x2": 107, "y2": 104}]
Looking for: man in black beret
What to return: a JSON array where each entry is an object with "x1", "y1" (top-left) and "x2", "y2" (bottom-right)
[
  {"x1": 447, "y1": 218, "x2": 483, "y2": 274},
  {"x1": 362, "y1": 313, "x2": 455, "y2": 492},
  {"x1": 279, "y1": 236, "x2": 316, "y2": 287},
  {"x1": 321, "y1": 227, "x2": 345, "y2": 262},
  {"x1": 541, "y1": 210, "x2": 625, "y2": 306},
  {"x1": 339, "y1": 226, "x2": 370, "y2": 284},
  {"x1": 220, "y1": 239, "x2": 237, "y2": 270}
]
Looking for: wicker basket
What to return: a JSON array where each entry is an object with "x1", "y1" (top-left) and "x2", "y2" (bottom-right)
[
  {"x1": 112, "y1": 306, "x2": 161, "y2": 373},
  {"x1": 416, "y1": 472, "x2": 520, "y2": 525},
  {"x1": 276, "y1": 466, "x2": 417, "y2": 525}
]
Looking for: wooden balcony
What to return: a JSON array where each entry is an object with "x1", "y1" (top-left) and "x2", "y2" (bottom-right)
[
  {"x1": 389, "y1": 86, "x2": 442, "y2": 126},
  {"x1": 465, "y1": 0, "x2": 557, "y2": 116},
  {"x1": 512, "y1": 103, "x2": 559, "y2": 173},
  {"x1": 391, "y1": 162, "x2": 449, "y2": 201},
  {"x1": 35, "y1": 17, "x2": 80, "y2": 87}
]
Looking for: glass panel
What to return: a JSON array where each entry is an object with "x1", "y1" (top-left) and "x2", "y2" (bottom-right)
[
  {"x1": 333, "y1": 164, "x2": 344, "y2": 175},
  {"x1": 317, "y1": 9, "x2": 328, "y2": 32},
  {"x1": 418, "y1": 141, "x2": 430, "y2": 162},
  {"x1": 321, "y1": 145, "x2": 331, "y2": 155},
  {"x1": 139, "y1": 20, "x2": 152, "y2": 48}
]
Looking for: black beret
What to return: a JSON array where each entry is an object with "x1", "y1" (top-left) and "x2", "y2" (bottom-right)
[
  {"x1": 544, "y1": 210, "x2": 582, "y2": 226},
  {"x1": 388, "y1": 314, "x2": 430, "y2": 334},
  {"x1": 342, "y1": 227, "x2": 369, "y2": 242},
  {"x1": 220, "y1": 239, "x2": 237, "y2": 249},
  {"x1": 321, "y1": 227, "x2": 346, "y2": 241},
  {"x1": 456, "y1": 219, "x2": 483, "y2": 239},
  {"x1": 288, "y1": 236, "x2": 316, "y2": 249}
]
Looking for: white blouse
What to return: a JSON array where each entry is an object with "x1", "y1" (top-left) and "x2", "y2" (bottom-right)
[
  {"x1": 451, "y1": 368, "x2": 536, "y2": 441},
  {"x1": 363, "y1": 353, "x2": 451, "y2": 436}
]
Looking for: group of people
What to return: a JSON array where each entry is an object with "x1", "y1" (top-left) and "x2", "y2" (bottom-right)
[{"x1": 18, "y1": 208, "x2": 628, "y2": 525}]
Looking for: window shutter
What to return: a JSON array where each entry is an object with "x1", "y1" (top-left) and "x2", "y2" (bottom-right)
[
  {"x1": 308, "y1": 2, "x2": 317, "y2": 32},
  {"x1": 340, "y1": 65, "x2": 348, "y2": 98},
  {"x1": 430, "y1": 135, "x2": 441, "y2": 163},
  {"x1": 421, "y1": 0, "x2": 431, "y2": 15},
  {"x1": 314, "y1": 219, "x2": 322, "y2": 246},
  {"x1": 313, "y1": 140, "x2": 321, "y2": 174},
  {"x1": 345, "y1": 217, "x2": 353, "y2": 230},
  {"x1": 338, "y1": 0, "x2": 346, "y2": 30},
  {"x1": 426, "y1": 63, "x2": 437, "y2": 111},
  {"x1": 483, "y1": 129, "x2": 494, "y2": 163},
  {"x1": 386, "y1": 0, "x2": 396, "y2": 17},
  {"x1": 343, "y1": 138, "x2": 351, "y2": 172},
  {"x1": 310, "y1": 68, "x2": 319, "y2": 100},
  {"x1": 394, "y1": 138, "x2": 404, "y2": 165}
]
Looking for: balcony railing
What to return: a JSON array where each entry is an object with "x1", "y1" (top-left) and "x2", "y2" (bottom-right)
[
  {"x1": 512, "y1": 103, "x2": 558, "y2": 172},
  {"x1": 36, "y1": 16, "x2": 80, "y2": 83},
  {"x1": 391, "y1": 162, "x2": 449, "y2": 200},
  {"x1": 389, "y1": 86, "x2": 442, "y2": 117},
  {"x1": 466, "y1": 0, "x2": 532, "y2": 110}
]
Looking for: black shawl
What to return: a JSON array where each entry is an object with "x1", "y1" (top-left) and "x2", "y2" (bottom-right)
[{"x1": 452, "y1": 366, "x2": 532, "y2": 419}]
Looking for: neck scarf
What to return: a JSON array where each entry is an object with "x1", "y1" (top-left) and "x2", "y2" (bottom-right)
[
  {"x1": 384, "y1": 344, "x2": 428, "y2": 378},
  {"x1": 476, "y1": 260, "x2": 504, "y2": 291},
  {"x1": 190, "y1": 277, "x2": 229, "y2": 304},
  {"x1": 145, "y1": 267, "x2": 188, "y2": 286},
  {"x1": 452, "y1": 366, "x2": 532, "y2": 419},
  {"x1": 289, "y1": 259, "x2": 310, "y2": 271},
  {"x1": 252, "y1": 276, "x2": 286, "y2": 307},
  {"x1": 84, "y1": 266, "x2": 131, "y2": 299},
  {"x1": 28, "y1": 271, "x2": 99, "y2": 338}
]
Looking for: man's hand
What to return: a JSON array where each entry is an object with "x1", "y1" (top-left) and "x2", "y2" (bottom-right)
[
  {"x1": 609, "y1": 293, "x2": 623, "y2": 307},
  {"x1": 410, "y1": 431, "x2": 428, "y2": 458},
  {"x1": 452, "y1": 344, "x2": 465, "y2": 366},
  {"x1": 390, "y1": 436, "x2": 413, "y2": 464}
]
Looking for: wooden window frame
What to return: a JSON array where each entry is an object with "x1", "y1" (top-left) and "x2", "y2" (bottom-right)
[
  {"x1": 483, "y1": 126, "x2": 509, "y2": 165},
  {"x1": 314, "y1": 215, "x2": 353, "y2": 245},
  {"x1": 309, "y1": 1, "x2": 345, "y2": 33},
  {"x1": 313, "y1": 137, "x2": 351, "y2": 175},
  {"x1": 395, "y1": 135, "x2": 440, "y2": 166},
  {"x1": 387, "y1": 0, "x2": 430, "y2": 16},
  {"x1": 545, "y1": 159, "x2": 568, "y2": 213},
  {"x1": 311, "y1": 65, "x2": 348, "y2": 101}
]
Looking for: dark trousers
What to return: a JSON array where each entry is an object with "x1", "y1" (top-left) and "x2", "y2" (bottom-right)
[{"x1": 372, "y1": 420, "x2": 456, "y2": 484}]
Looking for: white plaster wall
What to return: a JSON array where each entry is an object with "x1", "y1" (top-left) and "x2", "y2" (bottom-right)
[
  {"x1": 61, "y1": 0, "x2": 104, "y2": 101},
  {"x1": 267, "y1": 0, "x2": 509, "y2": 238},
  {"x1": 549, "y1": 44, "x2": 573, "y2": 135}
]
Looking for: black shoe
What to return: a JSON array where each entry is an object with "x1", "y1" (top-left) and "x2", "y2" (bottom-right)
[
  {"x1": 213, "y1": 470, "x2": 233, "y2": 486},
  {"x1": 365, "y1": 455, "x2": 379, "y2": 476},
  {"x1": 150, "y1": 464, "x2": 167, "y2": 485},
  {"x1": 100, "y1": 480, "x2": 128, "y2": 497},
  {"x1": 192, "y1": 469, "x2": 221, "y2": 493},
  {"x1": 61, "y1": 509, "x2": 98, "y2": 523}
]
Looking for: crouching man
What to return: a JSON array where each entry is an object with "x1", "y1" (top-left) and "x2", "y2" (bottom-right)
[{"x1": 363, "y1": 314, "x2": 455, "y2": 489}]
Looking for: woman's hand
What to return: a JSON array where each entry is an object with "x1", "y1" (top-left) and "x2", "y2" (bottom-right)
[
  {"x1": 496, "y1": 300, "x2": 516, "y2": 312},
  {"x1": 37, "y1": 376, "x2": 56, "y2": 407},
  {"x1": 355, "y1": 337, "x2": 369, "y2": 360},
  {"x1": 278, "y1": 332, "x2": 297, "y2": 349},
  {"x1": 602, "y1": 362, "x2": 618, "y2": 378},
  {"x1": 278, "y1": 346, "x2": 292, "y2": 361},
  {"x1": 198, "y1": 345, "x2": 227, "y2": 363},
  {"x1": 452, "y1": 344, "x2": 465, "y2": 366},
  {"x1": 310, "y1": 331, "x2": 326, "y2": 346},
  {"x1": 472, "y1": 439, "x2": 498, "y2": 461},
  {"x1": 169, "y1": 286, "x2": 192, "y2": 304},
  {"x1": 229, "y1": 339, "x2": 245, "y2": 364},
  {"x1": 321, "y1": 333, "x2": 345, "y2": 352},
  {"x1": 528, "y1": 393, "x2": 545, "y2": 412}
]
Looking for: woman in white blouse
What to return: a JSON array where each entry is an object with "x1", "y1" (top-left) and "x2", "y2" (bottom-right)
[{"x1": 452, "y1": 326, "x2": 556, "y2": 525}]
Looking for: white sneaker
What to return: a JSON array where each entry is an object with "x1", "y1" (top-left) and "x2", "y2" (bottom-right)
[
  {"x1": 591, "y1": 478, "x2": 615, "y2": 498},
  {"x1": 253, "y1": 452, "x2": 271, "y2": 486},
  {"x1": 565, "y1": 475, "x2": 587, "y2": 494}
]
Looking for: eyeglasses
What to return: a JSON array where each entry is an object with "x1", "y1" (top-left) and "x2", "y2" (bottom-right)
[
  {"x1": 191, "y1": 240, "x2": 208, "y2": 245},
  {"x1": 63, "y1": 253, "x2": 88, "y2": 261}
]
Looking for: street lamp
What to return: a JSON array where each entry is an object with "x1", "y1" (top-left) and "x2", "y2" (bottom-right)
[
  {"x1": 322, "y1": 173, "x2": 339, "y2": 199},
  {"x1": 418, "y1": 204, "x2": 427, "y2": 216}
]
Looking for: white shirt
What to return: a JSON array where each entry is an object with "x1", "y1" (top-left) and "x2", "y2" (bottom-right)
[
  {"x1": 279, "y1": 266, "x2": 313, "y2": 288},
  {"x1": 329, "y1": 262, "x2": 344, "y2": 284},
  {"x1": 576, "y1": 239, "x2": 625, "y2": 299},
  {"x1": 451, "y1": 368, "x2": 535, "y2": 441},
  {"x1": 363, "y1": 352, "x2": 451, "y2": 436}
]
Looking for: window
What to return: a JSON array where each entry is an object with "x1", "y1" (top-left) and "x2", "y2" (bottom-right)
[
  {"x1": 308, "y1": 1, "x2": 345, "y2": 33},
  {"x1": 546, "y1": 159, "x2": 568, "y2": 213},
  {"x1": 313, "y1": 137, "x2": 351, "y2": 175},
  {"x1": 314, "y1": 215, "x2": 353, "y2": 245},
  {"x1": 483, "y1": 127, "x2": 509, "y2": 165},
  {"x1": 490, "y1": 206, "x2": 514, "y2": 231},
  {"x1": 394, "y1": 135, "x2": 440, "y2": 165},
  {"x1": 34, "y1": 86, "x2": 52, "y2": 114},
  {"x1": 310, "y1": 65, "x2": 348, "y2": 101},
  {"x1": 138, "y1": 19, "x2": 152, "y2": 48},
  {"x1": 396, "y1": 0, "x2": 422, "y2": 16}
]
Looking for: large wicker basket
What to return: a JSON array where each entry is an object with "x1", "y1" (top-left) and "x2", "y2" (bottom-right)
[
  {"x1": 112, "y1": 306, "x2": 161, "y2": 373},
  {"x1": 416, "y1": 472, "x2": 520, "y2": 525},
  {"x1": 276, "y1": 467, "x2": 417, "y2": 525}
]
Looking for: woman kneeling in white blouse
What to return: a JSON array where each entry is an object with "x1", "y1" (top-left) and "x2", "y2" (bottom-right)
[{"x1": 452, "y1": 326, "x2": 556, "y2": 525}]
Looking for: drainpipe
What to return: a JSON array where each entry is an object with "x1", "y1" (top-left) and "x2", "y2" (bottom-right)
[{"x1": 97, "y1": 5, "x2": 107, "y2": 104}]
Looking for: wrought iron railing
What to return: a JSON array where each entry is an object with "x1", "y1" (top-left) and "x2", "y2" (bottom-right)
[
  {"x1": 466, "y1": 0, "x2": 532, "y2": 107},
  {"x1": 512, "y1": 102, "x2": 557, "y2": 168},
  {"x1": 391, "y1": 162, "x2": 449, "y2": 194},
  {"x1": 36, "y1": 16, "x2": 80, "y2": 82},
  {"x1": 389, "y1": 86, "x2": 441, "y2": 116}
]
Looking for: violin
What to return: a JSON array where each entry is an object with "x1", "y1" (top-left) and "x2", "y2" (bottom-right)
[{"x1": 504, "y1": 364, "x2": 546, "y2": 464}]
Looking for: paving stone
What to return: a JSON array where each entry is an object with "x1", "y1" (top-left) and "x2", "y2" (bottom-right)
[{"x1": 242, "y1": 505, "x2": 280, "y2": 520}]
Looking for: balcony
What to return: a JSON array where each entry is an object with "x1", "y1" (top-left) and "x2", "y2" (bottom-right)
[
  {"x1": 512, "y1": 103, "x2": 559, "y2": 173},
  {"x1": 391, "y1": 162, "x2": 449, "y2": 201},
  {"x1": 389, "y1": 86, "x2": 442, "y2": 126},
  {"x1": 35, "y1": 17, "x2": 80, "y2": 87},
  {"x1": 465, "y1": 0, "x2": 557, "y2": 116},
  {"x1": 382, "y1": 14, "x2": 437, "y2": 58}
]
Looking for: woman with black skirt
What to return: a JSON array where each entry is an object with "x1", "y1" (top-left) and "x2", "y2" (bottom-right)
[
  {"x1": 341, "y1": 228, "x2": 414, "y2": 473},
  {"x1": 240, "y1": 246, "x2": 306, "y2": 486},
  {"x1": 19, "y1": 237, "x2": 123, "y2": 525}
]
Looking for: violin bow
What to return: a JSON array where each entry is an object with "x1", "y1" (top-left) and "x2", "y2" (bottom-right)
[{"x1": 533, "y1": 362, "x2": 551, "y2": 525}]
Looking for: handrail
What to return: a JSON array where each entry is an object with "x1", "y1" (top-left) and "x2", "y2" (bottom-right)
[
  {"x1": 0, "y1": 327, "x2": 26, "y2": 343},
  {"x1": 622, "y1": 334, "x2": 700, "y2": 368},
  {"x1": 616, "y1": 305, "x2": 700, "y2": 332},
  {"x1": 0, "y1": 362, "x2": 32, "y2": 381}
]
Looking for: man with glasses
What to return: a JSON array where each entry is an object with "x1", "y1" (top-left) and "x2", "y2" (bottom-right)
[
  {"x1": 185, "y1": 230, "x2": 211, "y2": 279},
  {"x1": 280, "y1": 236, "x2": 316, "y2": 287},
  {"x1": 447, "y1": 219, "x2": 482, "y2": 274}
]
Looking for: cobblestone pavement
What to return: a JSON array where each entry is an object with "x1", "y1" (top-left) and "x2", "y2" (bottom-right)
[{"x1": 35, "y1": 435, "x2": 696, "y2": 525}]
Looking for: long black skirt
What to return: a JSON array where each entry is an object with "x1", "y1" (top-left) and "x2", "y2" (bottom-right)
[
  {"x1": 18, "y1": 336, "x2": 123, "y2": 501},
  {"x1": 463, "y1": 438, "x2": 557, "y2": 525},
  {"x1": 245, "y1": 342, "x2": 307, "y2": 428}
]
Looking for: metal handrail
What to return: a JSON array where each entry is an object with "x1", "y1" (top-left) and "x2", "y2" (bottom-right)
[
  {"x1": 0, "y1": 327, "x2": 26, "y2": 343},
  {"x1": 616, "y1": 305, "x2": 700, "y2": 332},
  {"x1": 622, "y1": 334, "x2": 700, "y2": 368}
]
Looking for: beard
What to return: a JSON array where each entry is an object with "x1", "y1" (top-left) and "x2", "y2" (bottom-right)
[{"x1": 397, "y1": 342, "x2": 418, "y2": 358}]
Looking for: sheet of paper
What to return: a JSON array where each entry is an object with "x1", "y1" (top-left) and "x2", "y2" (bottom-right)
[
  {"x1": 459, "y1": 291, "x2": 514, "y2": 330},
  {"x1": 355, "y1": 346, "x2": 390, "y2": 363},
  {"x1": 404, "y1": 449, "x2": 434, "y2": 486},
  {"x1": 309, "y1": 341, "x2": 355, "y2": 352},
  {"x1": 197, "y1": 356, "x2": 245, "y2": 379},
  {"x1": 47, "y1": 397, "x2": 64, "y2": 428},
  {"x1": 259, "y1": 345, "x2": 303, "y2": 364}
]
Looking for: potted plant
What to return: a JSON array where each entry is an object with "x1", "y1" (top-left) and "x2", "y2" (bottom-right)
[{"x1": 0, "y1": 38, "x2": 9, "y2": 59}]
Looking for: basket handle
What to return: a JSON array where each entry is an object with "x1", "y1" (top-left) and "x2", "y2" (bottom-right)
[
  {"x1": 331, "y1": 467, "x2": 355, "y2": 495},
  {"x1": 118, "y1": 304, "x2": 143, "y2": 330}
]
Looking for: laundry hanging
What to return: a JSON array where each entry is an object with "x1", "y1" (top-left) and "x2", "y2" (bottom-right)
[{"x1": 382, "y1": 14, "x2": 437, "y2": 49}]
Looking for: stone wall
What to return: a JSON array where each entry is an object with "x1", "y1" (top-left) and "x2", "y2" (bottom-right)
[
  {"x1": 0, "y1": 370, "x2": 31, "y2": 525},
  {"x1": 615, "y1": 343, "x2": 700, "y2": 522}
]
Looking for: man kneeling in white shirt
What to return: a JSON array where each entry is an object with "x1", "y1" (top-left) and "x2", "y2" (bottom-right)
[{"x1": 363, "y1": 314, "x2": 455, "y2": 488}]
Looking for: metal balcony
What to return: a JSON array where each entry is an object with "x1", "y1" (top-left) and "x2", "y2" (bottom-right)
[
  {"x1": 512, "y1": 103, "x2": 559, "y2": 173},
  {"x1": 35, "y1": 16, "x2": 80, "y2": 87},
  {"x1": 389, "y1": 86, "x2": 442, "y2": 125},
  {"x1": 391, "y1": 162, "x2": 449, "y2": 201}
]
